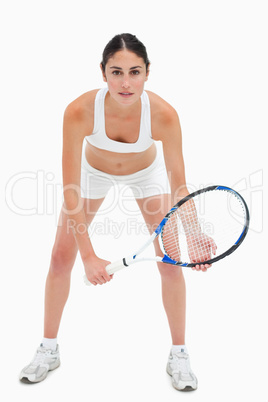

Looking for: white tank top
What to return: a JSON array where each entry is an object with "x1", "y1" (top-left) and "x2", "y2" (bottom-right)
[{"x1": 85, "y1": 88, "x2": 154, "y2": 153}]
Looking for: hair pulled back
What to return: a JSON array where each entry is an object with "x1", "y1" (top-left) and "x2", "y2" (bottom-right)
[{"x1": 101, "y1": 33, "x2": 150, "y2": 72}]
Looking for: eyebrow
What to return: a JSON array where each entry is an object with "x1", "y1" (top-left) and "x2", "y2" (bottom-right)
[{"x1": 109, "y1": 66, "x2": 142, "y2": 70}]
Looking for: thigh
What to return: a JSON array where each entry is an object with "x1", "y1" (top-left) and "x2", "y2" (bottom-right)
[
  {"x1": 136, "y1": 194, "x2": 182, "y2": 277},
  {"x1": 52, "y1": 197, "x2": 105, "y2": 262},
  {"x1": 136, "y1": 194, "x2": 171, "y2": 250}
]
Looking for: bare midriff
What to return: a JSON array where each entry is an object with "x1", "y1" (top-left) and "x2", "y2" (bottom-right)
[{"x1": 84, "y1": 141, "x2": 157, "y2": 175}]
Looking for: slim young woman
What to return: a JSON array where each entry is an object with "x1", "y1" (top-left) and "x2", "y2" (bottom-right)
[{"x1": 20, "y1": 33, "x2": 211, "y2": 391}]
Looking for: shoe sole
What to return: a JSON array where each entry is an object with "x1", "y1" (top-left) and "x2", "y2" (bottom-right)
[
  {"x1": 20, "y1": 361, "x2": 60, "y2": 384},
  {"x1": 166, "y1": 364, "x2": 197, "y2": 392}
]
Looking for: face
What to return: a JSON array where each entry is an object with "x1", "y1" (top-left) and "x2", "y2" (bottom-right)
[{"x1": 101, "y1": 49, "x2": 150, "y2": 106}]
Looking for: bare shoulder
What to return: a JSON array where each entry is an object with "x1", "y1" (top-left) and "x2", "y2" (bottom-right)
[
  {"x1": 64, "y1": 89, "x2": 99, "y2": 134},
  {"x1": 145, "y1": 90, "x2": 181, "y2": 141}
]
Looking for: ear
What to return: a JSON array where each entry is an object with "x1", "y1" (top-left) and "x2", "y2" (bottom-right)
[
  {"x1": 100, "y1": 63, "x2": 107, "y2": 82},
  {"x1": 145, "y1": 63, "x2": 150, "y2": 81}
]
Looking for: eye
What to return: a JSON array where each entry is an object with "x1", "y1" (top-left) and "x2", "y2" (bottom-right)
[
  {"x1": 130, "y1": 70, "x2": 140, "y2": 75},
  {"x1": 112, "y1": 70, "x2": 122, "y2": 76}
]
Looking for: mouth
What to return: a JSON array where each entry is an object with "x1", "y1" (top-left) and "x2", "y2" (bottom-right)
[{"x1": 118, "y1": 92, "x2": 134, "y2": 98}]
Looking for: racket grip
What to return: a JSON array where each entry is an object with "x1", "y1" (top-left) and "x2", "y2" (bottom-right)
[{"x1": 83, "y1": 259, "x2": 127, "y2": 286}]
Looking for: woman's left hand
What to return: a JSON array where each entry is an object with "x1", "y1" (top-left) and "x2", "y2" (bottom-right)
[{"x1": 186, "y1": 233, "x2": 217, "y2": 272}]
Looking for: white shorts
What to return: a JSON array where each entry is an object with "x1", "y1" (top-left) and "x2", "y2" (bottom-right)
[{"x1": 80, "y1": 143, "x2": 171, "y2": 200}]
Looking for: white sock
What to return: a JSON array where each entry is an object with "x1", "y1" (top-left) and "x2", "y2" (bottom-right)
[
  {"x1": 42, "y1": 337, "x2": 57, "y2": 351},
  {"x1": 171, "y1": 345, "x2": 188, "y2": 354}
]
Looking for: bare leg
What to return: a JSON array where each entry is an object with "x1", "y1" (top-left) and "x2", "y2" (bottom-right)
[
  {"x1": 136, "y1": 194, "x2": 186, "y2": 345},
  {"x1": 44, "y1": 198, "x2": 104, "y2": 338},
  {"x1": 159, "y1": 264, "x2": 186, "y2": 345}
]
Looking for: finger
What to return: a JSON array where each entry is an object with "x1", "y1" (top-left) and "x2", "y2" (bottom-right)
[
  {"x1": 203, "y1": 263, "x2": 212, "y2": 271},
  {"x1": 102, "y1": 271, "x2": 112, "y2": 282},
  {"x1": 211, "y1": 239, "x2": 217, "y2": 255},
  {"x1": 99, "y1": 272, "x2": 114, "y2": 284},
  {"x1": 94, "y1": 276, "x2": 106, "y2": 285},
  {"x1": 85, "y1": 276, "x2": 98, "y2": 286}
]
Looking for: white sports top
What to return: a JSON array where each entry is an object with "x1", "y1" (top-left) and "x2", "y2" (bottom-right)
[{"x1": 85, "y1": 88, "x2": 154, "y2": 153}]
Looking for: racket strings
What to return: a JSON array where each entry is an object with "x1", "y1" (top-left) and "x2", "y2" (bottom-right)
[
  {"x1": 161, "y1": 190, "x2": 247, "y2": 265},
  {"x1": 162, "y1": 213, "x2": 181, "y2": 261}
]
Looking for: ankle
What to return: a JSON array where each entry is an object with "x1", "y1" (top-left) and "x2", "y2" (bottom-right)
[
  {"x1": 171, "y1": 345, "x2": 188, "y2": 354},
  {"x1": 42, "y1": 337, "x2": 57, "y2": 351}
]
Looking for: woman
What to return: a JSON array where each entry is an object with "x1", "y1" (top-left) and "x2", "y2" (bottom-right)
[{"x1": 20, "y1": 33, "x2": 210, "y2": 391}]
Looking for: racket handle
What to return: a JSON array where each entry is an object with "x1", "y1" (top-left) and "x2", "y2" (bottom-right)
[{"x1": 83, "y1": 259, "x2": 127, "y2": 286}]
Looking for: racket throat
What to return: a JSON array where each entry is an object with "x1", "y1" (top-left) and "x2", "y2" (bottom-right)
[{"x1": 123, "y1": 254, "x2": 138, "y2": 266}]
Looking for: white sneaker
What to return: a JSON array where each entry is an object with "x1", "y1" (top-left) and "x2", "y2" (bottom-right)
[
  {"x1": 166, "y1": 350, "x2": 197, "y2": 391},
  {"x1": 20, "y1": 344, "x2": 60, "y2": 383}
]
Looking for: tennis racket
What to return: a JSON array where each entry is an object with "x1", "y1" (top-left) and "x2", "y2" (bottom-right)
[{"x1": 84, "y1": 185, "x2": 249, "y2": 285}]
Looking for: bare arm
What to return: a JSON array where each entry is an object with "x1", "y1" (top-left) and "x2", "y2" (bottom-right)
[
  {"x1": 62, "y1": 97, "x2": 112, "y2": 284},
  {"x1": 152, "y1": 101, "x2": 189, "y2": 203},
  {"x1": 62, "y1": 103, "x2": 94, "y2": 260},
  {"x1": 153, "y1": 101, "x2": 215, "y2": 271}
]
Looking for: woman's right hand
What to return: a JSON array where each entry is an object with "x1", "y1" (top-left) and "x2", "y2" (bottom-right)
[{"x1": 84, "y1": 255, "x2": 113, "y2": 286}]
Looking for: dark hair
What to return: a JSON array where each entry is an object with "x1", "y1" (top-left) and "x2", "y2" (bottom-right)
[{"x1": 101, "y1": 33, "x2": 150, "y2": 72}]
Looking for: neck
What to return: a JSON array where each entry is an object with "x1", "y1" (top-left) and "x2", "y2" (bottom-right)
[{"x1": 105, "y1": 90, "x2": 141, "y2": 117}]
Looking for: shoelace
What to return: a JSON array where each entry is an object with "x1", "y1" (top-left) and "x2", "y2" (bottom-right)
[
  {"x1": 31, "y1": 347, "x2": 53, "y2": 366},
  {"x1": 171, "y1": 352, "x2": 190, "y2": 374}
]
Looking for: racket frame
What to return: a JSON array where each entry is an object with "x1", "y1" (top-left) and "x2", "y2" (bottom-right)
[
  {"x1": 159, "y1": 185, "x2": 250, "y2": 267},
  {"x1": 83, "y1": 185, "x2": 250, "y2": 285}
]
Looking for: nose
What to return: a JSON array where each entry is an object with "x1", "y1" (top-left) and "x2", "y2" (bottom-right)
[{"x1": 122, "y1": 78, "x2": 130, "y2": 89}]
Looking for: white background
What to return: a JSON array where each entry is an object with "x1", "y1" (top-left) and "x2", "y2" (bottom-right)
[{"x1": 1, "y1": 0, "x2": 267, "y2": 401}]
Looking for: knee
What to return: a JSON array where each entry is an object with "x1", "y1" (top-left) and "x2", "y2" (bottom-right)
[
  {"x1": 50, "y1": 246, "x2": 76, "y2": 276},
  {"x1": 154, "y1": 242, "x2": 184, "y2": 281},
  {"x1": 157, "y1": 262, "x2": 184, "y2": 282}
]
